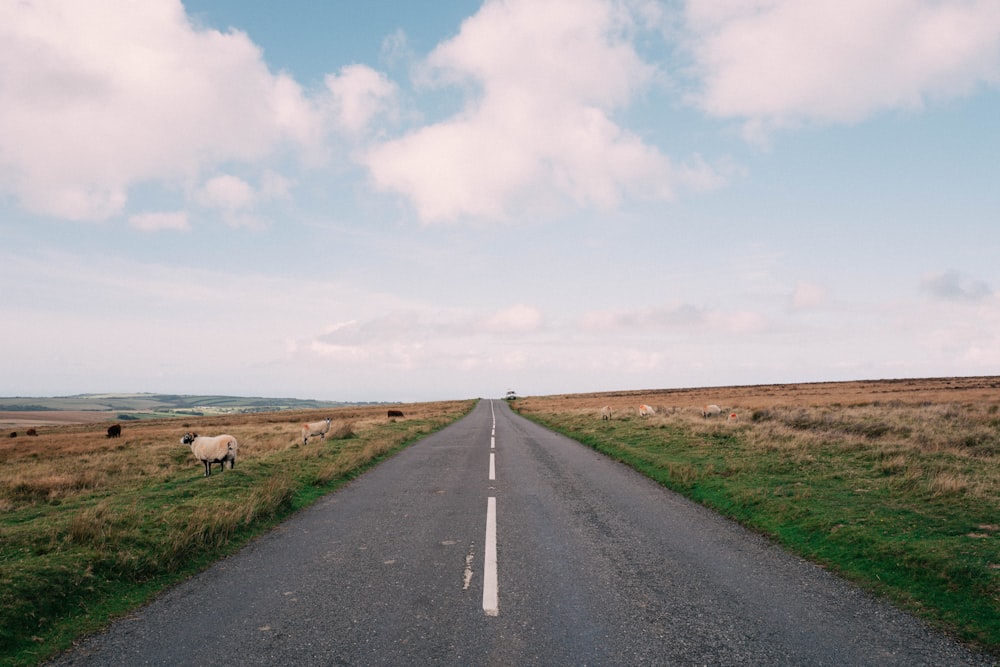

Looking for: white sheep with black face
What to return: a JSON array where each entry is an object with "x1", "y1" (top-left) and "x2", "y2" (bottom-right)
[
  {"x1": 702, "y1": 404, "x2": 722, "y2": 418},
  {"x1": 181, "y1": 432, "x2": 238, "y2": 477},
  {"x1": 301, "y1": 418, "x2": 332, "y2": 446}
]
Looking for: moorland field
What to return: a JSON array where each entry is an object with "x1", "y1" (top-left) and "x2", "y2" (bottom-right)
[
  {"x1": 1, "y1": 376, "x2": 998, "y2": 663},
  {"x1": 0, "y1": 399, "x2": 474, "y2": 666},
  {"x1": 511, "y1": 376, "x2": 999, "y2": 658}
]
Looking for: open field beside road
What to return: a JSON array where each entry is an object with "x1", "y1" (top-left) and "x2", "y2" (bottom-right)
[
  {"x1": 0, "y1": 400, "x2": 475, "y2": 666},
  {"x1": 512, "y1": 376, "x2": 1000, "y2": 656}
]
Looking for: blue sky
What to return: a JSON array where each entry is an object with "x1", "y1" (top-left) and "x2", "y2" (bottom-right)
[{"x1": 2, "y1": 0, "x2": 999, "y2": 402}]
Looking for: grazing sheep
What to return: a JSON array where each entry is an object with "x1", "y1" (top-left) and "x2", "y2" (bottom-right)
[
  {"x1": 181, "y1": 432, "x2": 238, "y2": 477},
  {"x1": 639, "y1": 404, "x2": 655, "y2": 417},
  {"x1": 387, "y1": 409, "x2": 404, "y2": 418},
  {"x1": 106, "y1": 424, "x2": 122, "y2": 438},
  {"x1": 302, "y1": 418, "x2": 332, "y2": 445},
  {"x1": 26, "y1": 428, "x2": 37, "y2": 436},
  {"x1": 601, "y1": 405, "x2": 613, "y2": 420},
  {"x1": 702, "y1": 404, "x2": 722, "y2": 418},
  {"x1": 8, "y1": 431, "x2": 15, "y2": 438}
]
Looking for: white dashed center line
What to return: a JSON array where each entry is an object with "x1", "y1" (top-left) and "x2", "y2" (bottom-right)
[
  {"x1": 483, "y1": 496, "x2": 498, "y2": 616},
  {"x1": 482, "y1": 400, "x2": 500, "y2": 616}
]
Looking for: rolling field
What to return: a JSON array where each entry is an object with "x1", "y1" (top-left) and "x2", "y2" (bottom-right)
[
  {"x1": 0, "y1": 400, "x2": 475, "y2": 666},
  {"x1": 511, "y1": 376, "x2": 1000, "y2": 656}
]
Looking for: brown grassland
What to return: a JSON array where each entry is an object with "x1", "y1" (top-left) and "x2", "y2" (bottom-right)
[
  {"x1": 518, "y1": 375, "x2": 1000, "y2": 412},
  {"x1": 511, "y1": 376, "x2": 1000, "y2": 657},
  {"x1": 0, "y1": 400, "x2": 474, "y2": 666}
]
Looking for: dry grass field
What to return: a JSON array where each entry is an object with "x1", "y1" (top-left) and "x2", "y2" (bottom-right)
[
  {"x1": 0, "y1": 402, "x2": 470, "y2": 513},
  {"x1": 0, "y1": 400, "x2": 474, "y2": 666},
  {"x1": 512, "y1": 376, "x2": 1000, "y2": 655},
  {"x1": 516, "y1": 376, "x2": 1000, "y2": 504},
  {"x1": 518, "y1": 375, "x2": 1000, "y2": 413}
]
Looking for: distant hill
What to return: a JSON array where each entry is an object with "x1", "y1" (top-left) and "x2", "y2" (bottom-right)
[{"x1": 0, "y1": 393, "x2": 368, "y2": 417}]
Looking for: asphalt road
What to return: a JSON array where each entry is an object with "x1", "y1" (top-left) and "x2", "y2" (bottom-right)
[{"x1": 47, "y1": 400, "x2": 993, "y2": 666}]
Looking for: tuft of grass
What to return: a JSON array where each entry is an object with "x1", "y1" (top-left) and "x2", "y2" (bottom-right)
[{"x1": 328, "y1": 421, "x2": 356, "y2": 440}]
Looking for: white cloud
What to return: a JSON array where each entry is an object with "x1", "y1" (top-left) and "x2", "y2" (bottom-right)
[
  {"x1": 308, "y1": 305, "x2": 544, "y2": 351},
  {"x1": 364, "y1": 0, "x2": 718, "y2": 223},
  {"x1": 477, "y1": 304, "x2": 543, "y2": 333},
  {"x1": 790, "y1": 282, "x2": 828, "y2": 310},
  {"x1": 128, "y1": 211, "x2": 190, "y2": 232},
  {"x1": 199, "y1": 175, "x2": 257, "y2": 211},
  {"x1": 0, "y1": 0, "x2": 323, "y2": 221},
  {"x1": 580, "y1": 302, "x2": 768, "y2": 334},
  {"x1": 684, "y1": 0, "x2": 1000, "y2": 135},
  {"x1": 705, "y1": 309, "x2": 768, "y2": 334},
  {"x1": 195, "y1": 171, "x2": 292, "y2": 229},
  {"x1": 324, "y1": 64, "x2": 399, "y2": 135},
  {"x1": 279, "y1": 303, "x2": 547, "y2": 380},
  {"x1": 582, "y1": 303, "x2": 704, "y2": 330}
]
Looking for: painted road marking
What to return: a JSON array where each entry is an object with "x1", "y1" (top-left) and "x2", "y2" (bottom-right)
[
  {"x1": 484, "y1": 496, "x2": 498, "y2": 616},
  {"x1": 483, "y1": 400, "x2": 499, "y2": 616}
]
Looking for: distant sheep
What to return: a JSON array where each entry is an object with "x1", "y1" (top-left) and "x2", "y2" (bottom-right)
[
  {"x1": 181, "y1": 432, "x2": 238, "y2": 477},
  {"x1": 26, "y1": 428, "x2": 37, "y2": 436},
  {"x1": 639, "y1": 404, "x2": 655, "y2": 417},
  {"x1": 106, "y1": 424, "x2": 122, "y2": 438},
  {"x1": 387, "y1": 409, "x2": 404, "y2": 418},
  {"x1": 8, "y1": 431, "x2": 15, "y2": 438},
  {"x1": 702, "y1": 404, "x2": 722, "y2": 418},
  {"x1": 601, "y1": 405, "x2": 613, "y2": 420},
  {"x1": 302, "y1": 418, "x2": 332, "y2": 445},
  {"x1": 728, "y1": 412, "x2": 739, "y2": 423}
]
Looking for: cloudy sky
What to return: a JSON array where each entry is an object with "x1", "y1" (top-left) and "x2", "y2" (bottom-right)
[{"x1": 2, "y1": 0, "x2": 999, "y2": 402}]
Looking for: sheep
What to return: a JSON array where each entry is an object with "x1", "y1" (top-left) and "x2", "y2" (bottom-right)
[
  {"x1": 26, "y1": 428, "x2": 37, "y2": 436},
  {"x1": 387, "y1": 409, "x2": 404, "y2": 418},
  {"x1": 8, "y1": 431, "x2": 15, "y2": 438},
  {"x1": 301, "y1": 418, "x2": 332, "y2": 445},
  {"x1": 106, "y1": 424, "x2": 122, "y2": 438},
  {"x1": 600, "y1": 405, "x2": 613, "y2": 420},
  {"x1": 728, "y1": 412, "x2": 739, "y2": 423},
  {"x1": 639, "y1": 404, "x2": 655, "y2": 417},
  {"x1": 181, "y1": 432, "x2": 238, "y2": 477},
  {"x1": 702, "y1": 404, "x2": 722, "y2": 418}
]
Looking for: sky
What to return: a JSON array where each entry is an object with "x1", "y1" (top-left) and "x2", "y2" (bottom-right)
[{"x1": 2, "y1": 0, "x2": 999, "y2": 403}]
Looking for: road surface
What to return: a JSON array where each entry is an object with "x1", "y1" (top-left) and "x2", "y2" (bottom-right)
[{"x1": 47, "y1": 399, "x2": 993, "y2": 665}]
